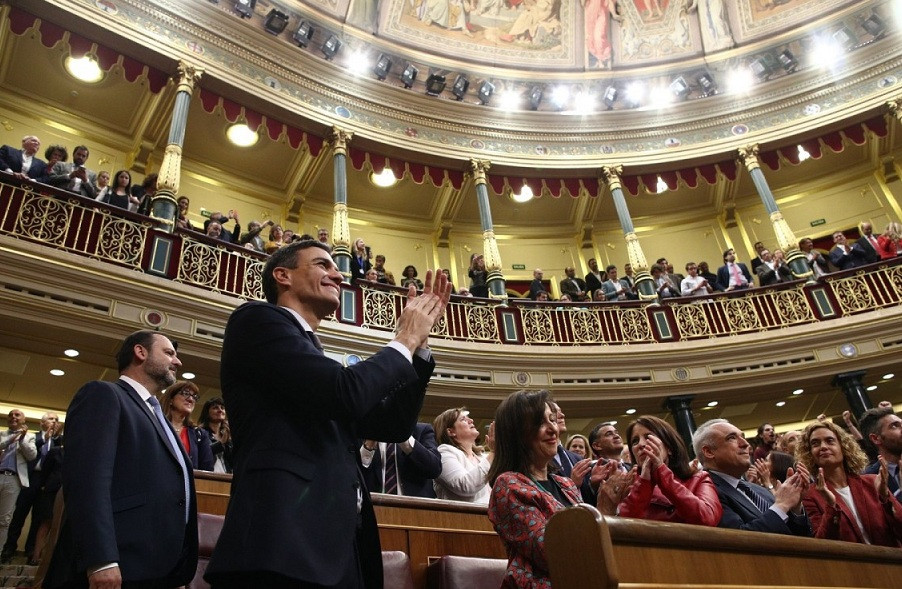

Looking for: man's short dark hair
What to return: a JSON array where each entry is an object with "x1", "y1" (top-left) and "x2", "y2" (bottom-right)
[
  {"x1": 859, "y1": 406, "x2": 895, "y2": 455},
  {"x1": 722, "y1": 248, "x2": 734, "y2": 260},
  {"x1": 262, "y1": 240, "x2": 332, "y2": 304},
  {"x1": 605, "y1": 264, "x2": 617, "y2": 272},
  {"x1": 73, "y1": 145, "x2": 89, "y2": 156},
  {"x1": 116, "y1": 330, "x2": 160, "y2": 372},
  {"x1": 588, "y1": 421, "x2": 614, "y2": 449}
]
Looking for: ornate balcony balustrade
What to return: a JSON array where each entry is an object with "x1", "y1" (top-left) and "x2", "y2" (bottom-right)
[{"x1": 3, "y1": 173, "x2": 901, "y2": 347}]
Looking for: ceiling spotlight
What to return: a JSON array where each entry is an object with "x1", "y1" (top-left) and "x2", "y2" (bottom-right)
[
  {"x1": 625, "y1": 408, "x2": 637, "y2": 415},
  {"x1": 182, "y1": 372, "x2": 196, "y2": 380},
  {"x1": 696, "y1": 73, "x2": 717, "y2": 97},
  {"x1": 832, "y1": 26, "x2": 857, "y2": 48},
  {"x1": 498, "y1": 89, "x2": 521, "y2": 110},
  {"x1": 264, "y1": 9, "x2": 289, "y2": 35},
  {"x1": 776, "y1": 401, "x2": 786, "y2": 407},
  {"x1": 792, "y1": 388, "x2": 804, "y2": 395},
  {"x1": 451, "y1": 75, "x2": 469, "y2": 100},
  {"x1": 425, "y1": 73, "x2": 446, "y2": 96},
  {"x1": 527, "y1": 86, "x2": 543, "y2": 110},
  {"x1": 234, "y1": 0, "x2": 256, "y2": 18},
  {"x1": 706, "y1": 401, "x2": 719, "y2": 407},
  {"x1": 883, "y1": 373, "x2": 895, "y2": 380},
  {"x1": 477, "y1": 81, "x2": 494, "y2": 105},
  {"x1": 624, "y1": 81, "x2": 645, "y2": 107},
  {"x1": 322, "y1": 34, "x2": 342, "y2": 60},
  {"x1": 226, "y1": 123, "x2": 259, "y2": 147},
  {"x1": 370, "y1": 168, "x2": 398, "y2": 187},
  {"x1": 669, "y1": 76, "x2": 690, "y2": 100},
  {"x1": 373, "y1": 54, "x2": 392, "y2": 81},
  {"x1": 64, "y1": 349, "x2": 80, "y2": 358},
  {"x1": 400, "y1": 63, "x2": 418, "y2": 88},
  {"x1": 511, "y1": 183, "x2": 533, "y2": 203},
  {"x1": 50, "y1": 369, "x2": 65, "y2": 377},
  {"x1": 572, "y1": 91, "x2": 596, "y2": 113},
  {"x1": 602, "y1": 85, "x2": 618, "y2": 109},
  {"x1": 293, "y1": 20, "x2": 315, "y2": 47},
  {"x1": 867, "y1": 385, "x2": 878, "y2": 391},
  {"x1": 778, "y1": 49, "x2": 798, "y2": 73},
  {"x1": 725, "y1": 67, "x2": 754, "y2": 94},
  {"x1": 65, "y1": 55, "x2": 103, "y2": 83},
  {"x1": 862, "y1": 14, "x2": 886, "y2": 39}
]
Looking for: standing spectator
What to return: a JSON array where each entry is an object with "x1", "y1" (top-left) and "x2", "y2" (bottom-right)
[
  {"x1": 469, "y1": 253, "x2": 489, "y2": 298},
  {"x1": 130, "y1": 173, "x2": 158, "y2": 216},
  {"x1": 28, "y1": 414, "x2": 63, "y2": 566},
  {"x1": 349, "y1": 238, "x2": 371, "y2": 281},
  {"x1": 317, "y1": 227, "x2": 329, "y2": 244},
  {"x1": 559, "y1": 266, "x2": 588, "y2": 301},
  {"x1": 373, "y1": 254, "x2": 396, "y2": 285},
  {"x1": 264, "y1": 224, "x2": 284, "y2": 254},
  {"x1": 715, "y1": 248, "x2": 752, "y2": 291},
  {"x1": 859, "y1": 407, "x2": 902, "y2": 501},
  {"x1": 401, "y1": 265, "x2": 424, "y2": 290},
  {"x1": 93, "y1": 170, "x2": 111, "y2": 199},
  {"x1": 829, "y1": 231, "x2": 868, "y2": 270},
  {"x1": 753, "y1": 423, "x2": 776, "y2": 460},
  {"x1": 799, "y1": 238, "x2": 829, "y2": 278},
  {"x1": 433, "y1": 407, "x2": 492, "y2": 504},
  {"x1": 856, "y1": 222, "x2": 882, "y2": 264},
  {"x1": 47, "y1": 145, "x2": 97, "y2": 198},
  {"x1": 528, "y1": 268, "x2": 545, "y2": 300},
  {"x1": 198, "y1": 397, "x2": 233, "y2": 474},
  {"x1": 97, "y1": 170, "x2": 133, "y2": 210},
  {"x1": 240, "y1": 220, "x2": 273, "y2": 253},
  {"x1": 38, "y1": 145, "x2": 67, "y2": 184},
  {"x1": 205, "y1": 211, "x2": 241, "y2": 244},
  {"x1": 681, "y1": 262, "x2": 713, "y2": 296},
  {"x1": 585, "y1": 258, "x2": 605, "y2": 294},
  {"x1": 0, "y1": 135, "x2": 47, "y2": 181},
  {"x1": 876, "y1": 222, "x2": 902, "y2": 260},
  {"x1": 697, "y1": 261, "x2": 718, "y2": 286},
  {"x1": 566, "y1": 434, "x2": 591, "y2": 459},
  {"x1": 755, "y1": 249, "x2": 792, "y2": 286},
  {"x1": 0, "y1": 411, "x2": 36, "y2": 564},
  {"x1": 601, "y1": 264, "x2": 631, "y2": 300},
  {"x1": 175, "y1": 196, "x2": 199, "y2": 231},
  {"x1": 160, "y1": 381, "x2": 214, "y2": 471},
  {"x1": 651, "y1": 264, "x2": 678, "y2": 298}
]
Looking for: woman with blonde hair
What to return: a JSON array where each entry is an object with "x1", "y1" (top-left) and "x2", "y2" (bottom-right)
[
  {"x1": 160, "y1": 380, "x2": 214, "y2": 471},
  {"x1": 566, "y1": 433, "x2": 591, "y2": 459},
  {"x1": 433, "y1": 407, "x2": 492, "y2": 503},
  {"x1": 876, "y1": 221, "x2": 902, "y2": 259},
  {"x1": 798, "y1": 420, "x2": 902, "y2": 546}
]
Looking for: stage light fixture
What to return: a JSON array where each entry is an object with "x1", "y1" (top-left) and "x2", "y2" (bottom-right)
[
  {"x1": 669, "y1": 76, "x2": 690, "y2": 100},
  {"x1": 264, "y1": 9, "x2": 289, "y2": 35},
  {"x1": 322, "y1": 34, "x2": 342, "y2": 60},
  {"x1": 862, "y1": 14, "x2": 886, "y2": 39},
  {"x1": 696, "y1": 73, "x2": 716, "y2": 96},
  {"x1": 477, "y1": 81, "x2": 495, "y2": 105},
  {"x1": 451, "y1": 75, "x2": 469, "y2": 100},
  {"x1": 373, "y1": 54, "x2": 392, "y2": 81},
  {"x1": 400, "y1": 63, "x2": 418, "y2": 88},
  {"x1": 527, "y1": 86, "x2": 543, "y2": 110},
  {"x1": 602, "y1": 85, "x2": 618, "y2": 109},
  {"x1": 234, "y1": 0, "x2": 256, "y2": 18},
  {"x1": 778, "y1": 50, "x2": 798, "y2": 73},
  {"x1": 425, "y1": 73, "x2": 446, "y2": 96},
  {"x1": 293, "y1": 21, "x2": 315, "y2": 47}
]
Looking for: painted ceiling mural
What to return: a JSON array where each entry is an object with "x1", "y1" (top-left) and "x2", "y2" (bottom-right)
[{"x1": 303, "y1": 0, "x2": 855, "y2": 70}]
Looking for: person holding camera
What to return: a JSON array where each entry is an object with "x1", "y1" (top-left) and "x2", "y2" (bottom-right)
[{"x1": 47, "y1": 145, "x2": 97, "y2": 198}]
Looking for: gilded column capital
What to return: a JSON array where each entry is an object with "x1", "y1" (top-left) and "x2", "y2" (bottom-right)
[
  {"x1": 738, "y1": 144, "x2": 761, "y2": 172},
  {"x1": 468, "y1": 159, "x2": 491, "y2": 185},
  {"x1": 888, "y1": 98, "x2": 902, "y2": 124},
  {"x1": 601, "y1": 165, "x2": 624, "y2": 191},
  {"x1": 329, "y1": 127, "x2": 353, "y2": 156},
  {"x1": 175, "y1": 61, "x2": 203, "y2": 94}
]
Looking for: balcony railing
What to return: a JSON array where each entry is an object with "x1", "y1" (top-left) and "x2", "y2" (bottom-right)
[{"x1": 2, "y1": 173, "x2": 900, "y2": 346}]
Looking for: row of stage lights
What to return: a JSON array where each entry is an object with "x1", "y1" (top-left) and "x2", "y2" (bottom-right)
[{"x1": 221, "y1": 0, "x2": 888, "y2": 113}]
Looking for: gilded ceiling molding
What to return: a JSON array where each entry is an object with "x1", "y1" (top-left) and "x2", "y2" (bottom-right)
[{"x1": 467, "y1": 159, "x2": 491, "y2": 186}]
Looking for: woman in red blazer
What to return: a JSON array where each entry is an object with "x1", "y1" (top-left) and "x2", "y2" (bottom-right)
[
  {"x1": 876, "y1": 222, "x2": 902, "y2": 260},
  {"x1": 487, "y1": 390, "x2": 584, "y2": 589},
  {"x1": 617, "y1": 415, "x2": 722, "y2": 526},
  {"x1": 799, "y1": 420, "x2": 902, "y2": 546}
]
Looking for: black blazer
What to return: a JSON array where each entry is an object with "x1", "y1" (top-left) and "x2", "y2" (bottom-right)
[
  {"x1": 45, "y1": 380, "x2": 198, "y2": 588},
  {"x1": 361, "y1": 422, "x2": 442, "y2": 498},
  {"x1": 708, "y1": 471, "x2": 811, "y2": 537},
  {"x1": 205, "y1": 302, "x2": 434, "y2": 589},
  {"x1": 185, "y1": 426, "x2": 215, "y2": 472},
  {"x1": 0, "y1": 145, "x2": 47, "y2": 180},
  {"x1": 715, "y1": 262, "x2": 752, "y2": 291}
]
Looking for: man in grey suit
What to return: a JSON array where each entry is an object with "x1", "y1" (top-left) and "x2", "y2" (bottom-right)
[
  {"x1": 693, "y1": 419, "x2": 812, "y2": 536},
  {"x1": 47, "y1": 145, "x2": 97, "y2": 198}
]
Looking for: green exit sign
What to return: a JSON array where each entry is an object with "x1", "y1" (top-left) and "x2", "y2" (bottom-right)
[
  {"x1": 512, "y1": 264, "x2": 526, "y2": 270},
  {"x1": 810, "y1": 218, "x2": 826, "y2": 226}
]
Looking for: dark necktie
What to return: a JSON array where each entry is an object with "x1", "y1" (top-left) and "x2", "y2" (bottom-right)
[
  {"x1": 147, "y1": 396, "x2": 191, "y2": 523},
  {"x1": 737, "y1": 480, "x2": 770, "y2": 513},
  {"x1": 307, "y1": 331, "x2": 324, "y2": 352},
  {"x1": 383, "y1": 443, "x2": 398, "y2": 495}
]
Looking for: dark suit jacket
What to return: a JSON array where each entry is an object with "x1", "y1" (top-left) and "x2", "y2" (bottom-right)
[
  {"x1": 708, "y1": 471, "x2": 811, "y2": 536},
  {"x1": 585, "y1": 272, "x2": 604, "y2": 295},
  {"x1": 361, "y1": 423, "x2": 442, "y2": 498},
  {"x1": 45, "y1": 379, "x2": 198, "y2": 588},
  {"x1": 205, "y1": 302, "x2": 435, "y2": 589},
  {"x1": 0, "y1": 146, "x2": 47, "y2": 180},
  {"x1": 755, "y1": 262, "x2": 793, "y2": 287},
  {"x1": 559, "y1": 277, "x2": 588, "y2": 300},
  {"x1": 715, "y1": 262, "x2": 752, "y2": 291},
  {"x1": 864, "y1": 460, "x2": 902, "y2": 501},
  {"x1": 856, "y1": 236, "x2": 882, "y2": 264},
  {"x1": 829, "y1": 244, "x2": 867, "y2": 270},
  {"x1": 350, "y1": 254, "x2": 371, "y2": 281},
  {"x1": 185, "y1": 426, "x2": 215, "y2": 472}
]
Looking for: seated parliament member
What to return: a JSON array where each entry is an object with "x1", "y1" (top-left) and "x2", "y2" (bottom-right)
[
  {"x1": 693, "y1": 419, "x2": 812, "y2": 536},
  {"x1": 488, "y1": 390, "x2": 583, "y2": 589},
  {"x1": 433, "y1": 407, "x2": 492, "y2": 504},
  {"x1": 360, "y1": 422, "x2": 443, "y2": 498},
  {"x1": 45, "y1": 330, "x2": 198, "y2": 589},
  {"x1": 205, "y1": 240, "x2": 450, "y2": 589},
  {"x1": 618, "y1": 416, "x2": 721, "y2": 526}
]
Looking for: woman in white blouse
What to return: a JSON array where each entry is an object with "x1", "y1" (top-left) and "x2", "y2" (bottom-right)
[{"x1": 432, "y1": 407, "x2": 493, "y2": 504}]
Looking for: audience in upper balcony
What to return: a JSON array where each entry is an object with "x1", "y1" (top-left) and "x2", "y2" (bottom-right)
[
  {"x1": 457, "y1": 287, "x2": 473, "y2": 297},
  {"x1": 856, "y1": 222, "x2": 883, "y2": 264},
  {"x1": 693, "y1": 419, "x2": 812, "y2": 536},
  {"x1": 602, "y1": 264, "x2": 630, "y2": 301},
  {"x1": 264, "y1": 225, "x2": 283, "y2": 254},
  {"x1": 799, "y1": 238, "x2": 829, "y2": 278},
  {"x1": 238, "y1": 219, "x2": 272, "y2": 253},
  {"x1": 160, "y1": 381, "x2": 214, "y2": 472},
  {"x1": 205, "y1": 211, "x2": 241, "y2": 244},
  {"x1": 859, "y1": 406, "x2": 902, "y2": 502},
  {"x1": 528, "y1": 268, "x2": 545, "y2": 300},
  {"x1": 585, "y1": 258, "x2": 605, "y2": 294},
  {"x1": 469, "y1": 253, "x2": 489, "y2": 298},
  {"x1": 716, "y1": 248, "x2": 752, "y2": 291},
  {"x1": 617, "y1": 415, "x2": 721, "y2": 527},
  {"x1": 658, "y1": 258, "x2": 684, "y2": 288},
  {"x1": 0, "y1": 135, "x2": 47, "y2": 181},
  {"x1": 432, "y1": 407, "x2": 492, "y2": 504},
  {"x1": 681, "y1": 261, "x2": 714, "y2": 297},
  {"x1": 756, "y1": 248, "x2": 793, "y2": 286},
  {"x1": 560, "y1": 266, "x2": 588, "y2": 302},
  {"x1": 198, "y1": 396, "x2": 233, "y2": 474},
  {"x1": 47, "y1": 145, "x2": 97, "y2": 199},
  {"x1": 697, "y1": 261, "x2": 718, "y2": 286},
  {"x1": 93, "y1": 170, "x2": 110, "y2": 197},
  {"x1": 364, "y1": 268, "x2": 379, "y2": 281},
  {"x1": 534, "y1": 290, "x2": 548, "y2": 301},
  {"x1": 96, "y1": 170, "x2": 134, "y2": 210},
  {"x1": 798, "y1": 420, "x2": 902, "y2": 547},
  {"x1": 623, "y1": 263, "x2": 637, "y2": 294},
  {"x1": 130, "y1": 173, "x2": 157, "y2": 216},
  {"x1": 401, "y1": 265, "x2": 424, "y2": 290},
  {"x1": 829, "y1": 231, "x2": 868, "y2": 270},
  {"x1": 41, "y1": 145, "x2": 66, "y2": 181},
  {"x1": 349, "y1": 238, "x2": 371, "y2": 281},
  {"x1": 877, "y1": 222, "x2": 902, "y2": 260},
  {"x1": 592, "y1": 289, "x2": 605, "y2": 301},
  {"x1": 317, "y1": 227, "x2": 329, "y2": 244},
  {"x1": 373, "y1": 254, "x2": 396, "y2": 285},
  {"x1": 175, "y1": 196, "x2": 201, "y2": 232},
  {"x1": 749, "y1": 241, "x2": 766, "y2": 278},
  {"x1": 651, "y1": 264, "x2": 678, "y2": 298}
]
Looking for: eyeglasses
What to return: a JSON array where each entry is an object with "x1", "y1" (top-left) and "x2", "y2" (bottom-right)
[{"x1": 177, "y1": 391, "x2": 199, "y2": 401}]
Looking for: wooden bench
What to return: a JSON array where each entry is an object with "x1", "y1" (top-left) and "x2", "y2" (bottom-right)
[{"x1": 545, "y1": 504, "x2": 902, "y2": 589}]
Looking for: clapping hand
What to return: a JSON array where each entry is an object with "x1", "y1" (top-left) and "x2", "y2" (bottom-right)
[
  {"x1": 815, "y1": 467, "x2": 837, "y2": 508},
  {"x1": 394, "y1": 269, "x2": 452, "y2": 352}
]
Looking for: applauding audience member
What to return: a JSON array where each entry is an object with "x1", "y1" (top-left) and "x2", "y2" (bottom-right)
[
  {"x1": 877, "y1": 222, "x2": 902, "y2": 260},
  {"x1": 469, "y1": 253, "x2": 489, "y2": 298},
  {"x1": 0, "y1": 135, "x2": 47, "y2": 181},
  {"x1": 681, "y1": 262, "x2": 713, "y2": 297},
  {"x1": 433, "y1": 407, "x2": 492, "y2": 504},
  {"x1": 859, "y1": 407, "x2": 902, "y2": 501}
]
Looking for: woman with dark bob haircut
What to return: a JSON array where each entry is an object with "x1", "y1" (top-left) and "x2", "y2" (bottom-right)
[
  {"x1": 618, "y1": 415, "x2": 721, "y2": 526},
  {"x1": 159, "y1": 380, "x2": 214, "y2": 471},
  {"x1": 487, "y1": 390, "x2": 583, "y2": 589}
]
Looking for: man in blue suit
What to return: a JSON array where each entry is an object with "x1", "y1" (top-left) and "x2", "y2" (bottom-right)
[
  {"x1": 0, "y1": 135, "x2": 47, "y2": 181},
  {"x1": 859, "y1": 406, "x2": 902, "y2": 502},
  {"x1": 360, "y1": 422, "x2": 442, "y2": 498},
  {"x1": 693, "y1": 419, "x2": 811, "y2": 536},
  {"x1": 205, "y1": 240, "x2": 450, "y2": 589},
  {"x1": 45, "y1": 330, "x2": 198, "y2": 589},
  {"x1": 715, "y1": 248, "x2": 752, "y2": 292}
]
